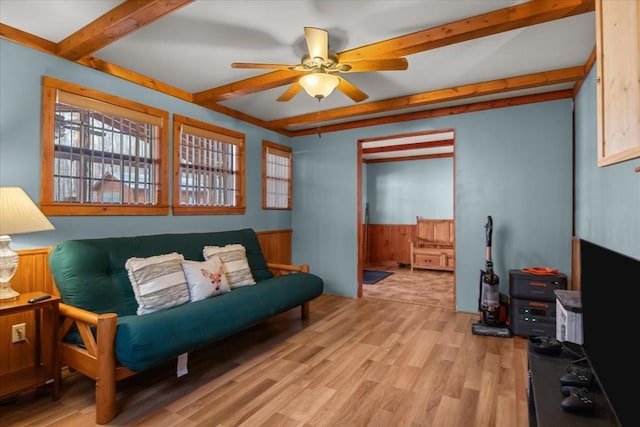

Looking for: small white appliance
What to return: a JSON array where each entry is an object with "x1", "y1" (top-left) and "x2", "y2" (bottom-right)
[{"x1": 555, "y1": 289, "x2": 583, "y2": 345}]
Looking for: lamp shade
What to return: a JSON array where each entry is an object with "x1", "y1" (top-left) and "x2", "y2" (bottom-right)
[
  {"x1": 299, "y1": 73, "x2": 340, "y2": 99},
  {"x1": 0, "y1": 187, "x2": 55, "y2": 236}
]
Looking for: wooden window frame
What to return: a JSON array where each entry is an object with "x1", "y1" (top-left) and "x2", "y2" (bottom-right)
[
  {"x1": 262, "y1": 140, "x2": 292, "y2": 210},
  {"x1": 172, "y1": 114, "x2": 246, "y2": 215},
  {"x1": 40, "y1": 76, "x2": 170, "y2": 216}
]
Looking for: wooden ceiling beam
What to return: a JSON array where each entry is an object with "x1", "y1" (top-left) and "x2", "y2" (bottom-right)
[
  {"x1": 362, "y1": 139, "x2": 454, "y2": 154},
  {"x1": 197, "y1": 0, "x2": 594, "y2": 103},
  {"x1": 266, "y1": 66, "x2": 585, "y2": 130},
  {"x1": 339, "y1": 0, "x2": 595, "y2": 61},
  {"x1": 193, "y1": 70, "x2": 302, "y2": 105},
  {"x1": 289, "y1": 90, "x2": 573, "y2": 137},
  {"x1": 56, "y1": 0, "x2": 194, "y2": 61},
  {"x1": 0, "y1": 23, "x2": 57, "y2": 54},
  {"x1": 75, "y1": 56, "x2": 193, "y2": 103},
  {"x1": 364, "y1": 152, "x2": 454, "y2": 164},
  {"x1": 360, "y1": 128, "x2": 455, "y2": 144}
]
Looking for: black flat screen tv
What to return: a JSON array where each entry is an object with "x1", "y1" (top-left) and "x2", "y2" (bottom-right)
[{"x1": 580, "y1": 239, "x2": 638, "y2": 426}]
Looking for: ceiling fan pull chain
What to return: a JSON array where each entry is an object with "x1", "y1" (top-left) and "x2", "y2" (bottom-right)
[{"x1": 316, "y1": 100, "x2": 322, "y2": 138}]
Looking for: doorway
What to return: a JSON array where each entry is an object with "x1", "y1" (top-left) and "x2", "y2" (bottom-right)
[{"x1": 357, "y1": 129, "x2": 456, "y2": 309}]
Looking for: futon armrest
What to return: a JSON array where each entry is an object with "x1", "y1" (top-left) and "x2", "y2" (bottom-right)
[
  {"x1": 59, "y1": 303, "x2": 114, "y2": 326},
  {"x1": 267, "y1": 262, "x2": 309, "y2": 276},
  {"x1": 59, "y1": 303, "x2": 117, "y2": 359},
  {"x1": 58, "y1": 303, "x2": 126, "y2": 424}
]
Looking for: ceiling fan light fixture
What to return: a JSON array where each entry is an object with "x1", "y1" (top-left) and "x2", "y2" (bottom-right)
[{"x1": 299, "y1": 73, "x2": 339, "y2": 100}]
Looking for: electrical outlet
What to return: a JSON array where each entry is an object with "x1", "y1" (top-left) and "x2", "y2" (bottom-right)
[{"x1": 11, "y1": 323, "x2": 26, "y2": 343}]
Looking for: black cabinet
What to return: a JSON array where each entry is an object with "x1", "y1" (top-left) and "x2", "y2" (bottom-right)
[{"x1": 528, "y1": 344, "x2": 618, "y2": 426}]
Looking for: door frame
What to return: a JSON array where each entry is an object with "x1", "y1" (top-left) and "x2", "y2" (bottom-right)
[{"x1": 356, "y1": 129, "x2": 457, "y2": 302}]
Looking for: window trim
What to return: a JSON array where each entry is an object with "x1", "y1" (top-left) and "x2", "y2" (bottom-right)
[
  {"x1": 172, "y1": 114, "x2": 246, "y2": 215},
  {"x1": 262, "y1": 140, "x2": 292, "y2": 210},
  {"x1": 40, "y1": 76, "x2": 170, "y2": 216}
]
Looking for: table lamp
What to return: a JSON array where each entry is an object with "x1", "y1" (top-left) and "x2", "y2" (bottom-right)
[{"x1": 0, "y1": 187, "x2": 55, "y2": 301}]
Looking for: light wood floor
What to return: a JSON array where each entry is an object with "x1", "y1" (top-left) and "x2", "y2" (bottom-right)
[
  {"x1": 1, "y1": 294, "x2": 529, "y2": 427},
  {"x1": 362, "y1": 264, "x2": 454, "y2": 309}
]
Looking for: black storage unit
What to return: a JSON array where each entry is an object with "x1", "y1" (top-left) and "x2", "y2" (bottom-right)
[
  {"x1": 509, "y1": 270, "x2": 567, "y2": 338},
  {"x1": 509, "y1": 270, "x2": 567, "y2": 300}
]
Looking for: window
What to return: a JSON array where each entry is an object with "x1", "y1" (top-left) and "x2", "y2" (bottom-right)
[
  {"x1": 262, "y1": 140, "x2": 292, "y2": 210},
  {"x1": 40, "y1": 77, "x2": 169, "y2": 216},
  {"x1": 173, "y1": 115, "x2": 246, "y2": 215}
]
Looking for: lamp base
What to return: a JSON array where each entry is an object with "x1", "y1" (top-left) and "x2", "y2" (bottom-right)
[
  {"x1": 0, "y1": 283, "x2": 19, "y2": 301},
  {"x1": 0, "y1": 235, "x2": 19, "y2": 302}
]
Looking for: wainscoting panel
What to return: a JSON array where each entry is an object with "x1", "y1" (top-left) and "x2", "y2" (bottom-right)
[
  {"x1": 11, "y1": 247, "x2": 57, "y2": 296},
  {"x1": 365, "y1": 224, "x2": 415, "y2": 265},
  {"x1": 256, "y1": 229, "x2": 292, "y2": 265}
]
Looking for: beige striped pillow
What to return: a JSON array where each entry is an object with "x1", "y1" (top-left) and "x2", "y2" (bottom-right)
[
  {"x1": 203, "y1": 244, "x2": 256, "y2": 289},
  {"x1": 125, "y1": 252, "x2": 190, "y2": 315}
]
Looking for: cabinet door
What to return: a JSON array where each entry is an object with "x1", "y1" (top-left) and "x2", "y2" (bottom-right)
[{"x1": 595, "y1": 0, "x2": 640, "y2": 166}]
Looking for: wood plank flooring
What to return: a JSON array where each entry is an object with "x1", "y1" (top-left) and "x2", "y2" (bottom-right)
[
  {"x1": 362, "y1": 264, "x2": 454, "y2": 309},
  {"x1": 0, "y1": 293, "x2": 529, "y2": 426}
]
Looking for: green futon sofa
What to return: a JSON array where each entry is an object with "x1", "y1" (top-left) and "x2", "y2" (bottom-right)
[{"x1": 49, "y1": 228, "x2": 324, "y2": 424}]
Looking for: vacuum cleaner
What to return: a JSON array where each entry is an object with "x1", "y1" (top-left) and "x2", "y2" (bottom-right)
[{"x1": 471, "y1": 216, "x2": 511, "y2": 337}]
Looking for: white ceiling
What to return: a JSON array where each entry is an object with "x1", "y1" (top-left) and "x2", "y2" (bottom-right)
[{"x1": 0, "y1": 0, "x2": 596, "y2": 157}]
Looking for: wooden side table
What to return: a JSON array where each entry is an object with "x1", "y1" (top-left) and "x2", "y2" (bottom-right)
[{"x1": 0, "y1": 292, "x2": 60, "y2": 401}]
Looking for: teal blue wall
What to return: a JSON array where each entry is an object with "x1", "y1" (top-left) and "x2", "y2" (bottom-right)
[
  {"x1": 292, "y1": 101, "x2": 574, "y2": 307},
  {"x1": 0, "y1": 40, "x2": 292, "y2": 250},
  {"x1": 574, "y1": 65, "x2": 640, "y2": 260},
  {"x1": 366, "y1": 157, "x2": 454, "y2": 224}
]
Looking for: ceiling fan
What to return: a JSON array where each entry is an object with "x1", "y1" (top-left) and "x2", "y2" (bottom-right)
[{"x1": 231, "y1": 27, "x2": 408, "y2": 103}]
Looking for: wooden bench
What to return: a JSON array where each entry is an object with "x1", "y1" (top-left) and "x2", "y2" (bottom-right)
[{"x1": 410, "y1": 218, "x2": 455, "y2": 271}]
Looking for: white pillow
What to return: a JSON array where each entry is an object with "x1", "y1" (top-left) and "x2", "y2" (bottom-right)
[
  {"x1": 125, "y1": 252, "x2": 190, "y2": 315},
  {"x1": 181, "y1": 256, "x2": 230, "y2": 301},
  {"x1": 203, "y1": 244, "x2": 256, "y2": 289}
]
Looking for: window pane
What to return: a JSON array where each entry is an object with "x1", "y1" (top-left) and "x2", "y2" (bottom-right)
[
  {"x1": 40, "y1": 77, "x2": 169, "y2": 216},
  {"x1": 263, "y1": 141, "x2": 291, "y2": 210},
  {"x1": 54, "y1": 98, "x2": 160, "y2": 205},
  {"x1": 178, "y1": 124, "x2": 240, "y2": 207}
]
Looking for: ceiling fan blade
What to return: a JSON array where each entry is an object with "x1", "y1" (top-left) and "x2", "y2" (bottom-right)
[
  {"x1": 277, "y1": 82, "x2": 303, "y2": 102},
  {"x1": 231, "y1": 62, "x2": 295, "y2": 71},
  {"x1": 336, "y1": 76, "x2": 369, "y2": 102},
  {"x1": 339, "y1": 57, "x2": 409, "y2": 73},
  {"x1": 304, "y1": 27, "x2": 328, "y2": 60}
]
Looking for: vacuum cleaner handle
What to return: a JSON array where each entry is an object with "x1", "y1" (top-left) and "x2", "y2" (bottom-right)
[
  {"x1": 485, "y1": 216, "x2": 493, "y2": 248},
  {"x1": 485, "y1": 216, "x2": 494, "y2": 264}
]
